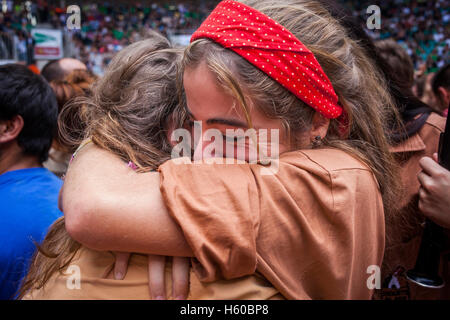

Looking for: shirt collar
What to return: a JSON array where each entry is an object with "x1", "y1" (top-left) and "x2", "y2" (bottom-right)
[{"x1": 390, "y1": 132, "x2": 426, "y2": 153}]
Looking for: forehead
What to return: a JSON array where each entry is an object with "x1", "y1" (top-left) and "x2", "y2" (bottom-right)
[{"x1": 183, "y1": 62, "x2": 242, "y2": 119}]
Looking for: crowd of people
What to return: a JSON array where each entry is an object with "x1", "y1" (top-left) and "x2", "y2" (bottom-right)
[
  {"x1": 346, "y1": 0, "x2": 449, "y2": 73},
  {"x1": 1, "y1": 1, "x2": 216, "y2": 72},
  {"x1": 0, "y1": 0, "x2": 448, "y2": 75},
  {"x1": 0, "y1": 0, "x2": 449, "y2": 303},
  {"x1": 41, "y1": 1, "x2": 216, "y2": 74}
]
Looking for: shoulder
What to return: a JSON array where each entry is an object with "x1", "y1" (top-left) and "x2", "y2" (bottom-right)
[
  {"x1": 36, "y1": 168, "x2": 64, "y2": 190},
  {"x1": 278, "y1": 149, "x2": 381, "y2": 205},
  {"x1": 2, "y1": 169, "x2": 62, "y2": 214},
  {"x1": 280, "y1": 148, "x2": 372, "y2": 173},
  {"x1": 274, "y1": 148, "x2": 380, "y2": 203},
  {"x1": 0, "y1": 168, "x2": 62, "y2": 189},
  {"x1": 417, "y1": 112, "x2": 445, "y2": 149},
  {"x1": 423, "y1": 112, "x2": 446, "y2": 133}
]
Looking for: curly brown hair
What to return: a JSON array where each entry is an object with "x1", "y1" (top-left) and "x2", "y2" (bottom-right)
[{"x1": 18, "y1": 31, "x2": 184, "y2": 299}]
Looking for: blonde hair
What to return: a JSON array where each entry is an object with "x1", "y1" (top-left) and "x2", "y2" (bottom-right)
[
  {"x1": 18, "y1": 32, "x2": 183, "y2": 298},
  {"x1": 182, "y1": 0, "x2": 402, "y2": 231}
]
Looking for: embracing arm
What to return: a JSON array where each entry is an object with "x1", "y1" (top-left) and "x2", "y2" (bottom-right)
[{"x1": 61, "y1": 143, "x2": 194, "y2": 257}]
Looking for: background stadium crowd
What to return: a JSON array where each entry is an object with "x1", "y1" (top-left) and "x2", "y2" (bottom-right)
[{"x1": 0, "y1": 0, "x2": 448, "y2": 75}]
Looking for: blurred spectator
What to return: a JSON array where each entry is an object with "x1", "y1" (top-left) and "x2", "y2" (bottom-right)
[
  {"x1": 44, "y1": 69, "x2": 96, "y2": 177},
  {"x1": 376, "y1": 39, "x2": 415, "y2": 90},
  {"x1": 414, "y1": 72, "x2": 439, "y2": 108},
  {"x1": 374, "y1": 21, "x2": 448, "y2": 301},
  {"x1": 432, "y1": 64, "x2": 450, "y2": 116},
  {"x1": 0, "y1": 3, "x2": 35, "y2": 63},
  {"x1": 40, "y1": 57, "x2": 87, "y2": 82},
  {"x1": 0, "y1": 64, "x2": 62, "y2": 300},
  {"x1": 375, "y1": 39, "x2": 437, "y2": 140}
]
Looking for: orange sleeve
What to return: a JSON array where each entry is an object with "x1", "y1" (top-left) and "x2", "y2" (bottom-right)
[{"x1": 158, "y1": 159, "x2": 261, "y2": 282}]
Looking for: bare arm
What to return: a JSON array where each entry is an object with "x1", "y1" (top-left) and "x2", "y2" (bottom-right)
[{"x1": 62, "y1": 143, "x2": 194, "y2": 257}]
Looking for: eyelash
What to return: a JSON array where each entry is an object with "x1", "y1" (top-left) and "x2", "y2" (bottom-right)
[{"x1": 223, "y1": 134, "x2": 245, "y2": 143}]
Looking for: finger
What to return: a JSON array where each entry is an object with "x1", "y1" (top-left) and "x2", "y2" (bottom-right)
[
  {"x1": 114, "y1": 252, "x2": 130, "y2": 280},
  {"x1": 172, "y1": 257, "x2": 190, "y2": 300},
  {"x1": 418, "y1": 188, "x2": 429, "y2": 210},
  {"x1": 148, "y1": 255, "x2": 166, "y2": 300},
  {"x1": 433, "y1": 153, "x2": 438, "y2": 162},
  {"x1": 419, "y1": 156, "x2": 442, "y2": 177},
  {"x1": 418, "y1": 192, "x2": 426, "y2": 216},
  {"x1": 417, "y1": 171, "x2": 434, "y2": 191},
  {"x1": 419, "y1": 188, "x2": 435, "y2": 219}
]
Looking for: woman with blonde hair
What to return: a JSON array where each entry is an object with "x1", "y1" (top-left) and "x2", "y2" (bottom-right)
[
  {"x1": 20, "y1": 33, "x2": 187, "y2": 299},
  {"x1": 20, "y1": 31, "x2": 281, "y2": 300},
  {"x1": 56, "y1": 0, "x2": 402, "y2": 299}
]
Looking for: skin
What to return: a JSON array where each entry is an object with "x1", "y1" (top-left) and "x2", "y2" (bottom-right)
[
  {"x1": 418, "y1": 154, "x2": 450, "y2": 229},
  {"x1": 109, "y1": 252, "x2": 190, "y2": 300},
  {"x1": 62, "y1": 143, "x2": 194, "y2": 299},
  {"x1": 58, "y1": 58, "x2": 87, "y2": 75},
  {"x1": 184, "y1": 62, "x2": 294, "y2": 160},
  {"x1": 435, "y1": 87, "x2": 450, "y2": 114},
  {"x1": 419, "y1": 73, "x2": 437, "y2": 110},
  {"x1": 0, "y1": 115, "x2": 41, "y2": 175},
  {"x1": 62, "y1": 61, "x2": 329, "y2": 298}
]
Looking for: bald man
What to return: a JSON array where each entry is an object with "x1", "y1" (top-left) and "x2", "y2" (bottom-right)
[{"x1": 41, "y1": 58, "x2": 87, "y2": 82}]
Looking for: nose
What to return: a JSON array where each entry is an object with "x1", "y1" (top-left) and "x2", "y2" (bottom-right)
[{"x1": 193, "y1": 136, "x2": 205, "y2": 161}]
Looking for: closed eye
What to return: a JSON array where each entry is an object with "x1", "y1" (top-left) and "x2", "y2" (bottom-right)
[{"x1": 222, "y1": 134, "x2": 246, "y2": 143}]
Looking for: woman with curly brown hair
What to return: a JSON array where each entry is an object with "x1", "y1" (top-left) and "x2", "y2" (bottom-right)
[{"x1": 20, "y1": 31, "x2": 281, "y2": 300}]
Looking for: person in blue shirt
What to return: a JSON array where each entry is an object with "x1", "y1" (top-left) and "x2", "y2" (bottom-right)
[{"x1": 0, "y1": 64, "x2": 62, "y2": 299}]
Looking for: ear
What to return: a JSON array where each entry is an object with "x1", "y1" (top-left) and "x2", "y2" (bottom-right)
[
  {"x1": 0, "y1": 115, "x2": 24, "y2": 144},
  {"x1": 437, "y1": 87, "x2": 450, "y2": 109},
  {"x1": 309, "y1": 112, "x2": 330, "y2": 142},
  {"x1": 165, "y1": 114, "x2": 177, "y2": 147}
]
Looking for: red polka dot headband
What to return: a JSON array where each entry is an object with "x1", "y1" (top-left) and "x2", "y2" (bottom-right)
[{"x1": 191, "y1": 0, "x2": 343, "y2": 119}]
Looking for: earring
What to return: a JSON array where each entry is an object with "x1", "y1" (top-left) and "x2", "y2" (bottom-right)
[{"x1": 312, "y1": 136, "x2": 322, "y2": 148}]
